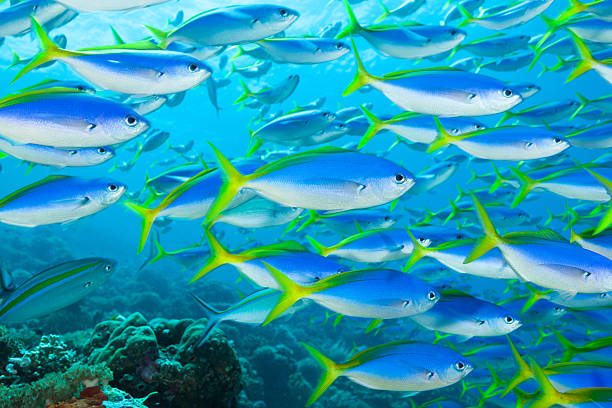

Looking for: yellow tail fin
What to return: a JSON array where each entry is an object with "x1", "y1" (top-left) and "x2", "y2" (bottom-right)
[
  {"x1": 261, "y1": 262, "x2": 313, "y2": 326},
  {"x1": 13, "y1": 17, "x2": 82, "y2": 83},
  {"x1": 124, "y1": 201, "x2": 158, "y2": 253},
  {"x1": 301, "y1": 343, "x2": 344, "y2": 406},
  {"x1": 189, "y1": 229, "x2": 245, "y2": 284},
  {"x1": 343, "y1": 37, "x2": 379, "y2": 96},
  {"x1": 464, "y1": 194, "x2": 502, "y2": 264},
  {"x1": 203, "y1": 144, "x2": 258, "y2": 226}
]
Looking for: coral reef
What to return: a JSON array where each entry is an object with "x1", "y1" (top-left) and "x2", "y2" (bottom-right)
[
  {"x1": 86, "y1": 312, "x2": 242, "y2": 408},
  {"x1": 48, "y1": 385, "x2": 154, "y2": 408},
  {"x1": 0, "y1": 363, "x2": 112, "y2": 408},
  {"x1": 5, "y1": 335, "x2": 77, "y2": 383},
  {"x1": 0, "y1": 325, "x2": 23, "y2": 368}
]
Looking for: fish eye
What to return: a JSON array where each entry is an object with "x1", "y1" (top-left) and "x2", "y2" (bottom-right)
[
  {"x1": 601, "y1": 293, "x2": 608, "y2": 299},
  {"x1": 418, "y1": 237, "x2": 427, "y2": 244},
  {"x1": 584, "y1": 271, "x2": 592, "y2": 280},
  {"x1": 105, "y1": 264, "x2": 112, "y2": 272},
  {"x1": 280, "y1": 8, "x2": 288, "y2": 17},
  {"x1": 554, "y1": 306, "x2": 562, "y2": 312},
  {"x1": 455, "y1": 361, "x2": 466, "y2": 371},
  {"x1": 467, "y1": 93, "x2": 477, "y2": 101},
  {"x1": 427, "y1": 291, "x2": 438, "y2": 301},
  {"x1": 451, "y1": 128, "x2": 459, "y2": 134},
  {"x1": 450, "y1": 29, "x2": 458, "y2": 35},
  {"x1": 336, "y1": 43, "x2": 344, "y2": 49},
  {"x1": 188, "y1": 63, "x2": 200, "y2": 72},
  {"x1": 83, "y1": 281, "x2": 93, "y2": 288},
  {"x1": 77, "y1": 86, "x2": 85, "y2": 91},
  {"x1": 503, "y1": 88, "x2": 514, "y2": 97},
  {"x1": 107, "y1": 184, "x2": 118, "y2": 192},
  {"x1": 553, "y1": 137, "x2": 563, "y2": 143},
  {"x1": 427, "y1": 371, "x2": 435, "y2": 379},
  {"x1": 504, "y1": 315, "x2": 514, "y2": 324},
  {"x1": 384, "y1": 216, "x2": 390, "y2": 221},
  {"x1": 69, "y1": 150, "x2": 78, "y2": 156},
  {"x1": 97, "y1": 147, "x2": 106, "y2": 154},
  {"x1": 524, "y1": 141, "x2": 534, "y2": 149},
  {"x1": 402, "y1": 300, "x2": 410, "y2": 308},
  {"x1": 125, "y1": 116, "x2": 138, "y2": 126},
  {"x1": 394, "y1": 173, "x2": 406, "y2": 184},
  {"x1": 475, "y1": 124, "x2": 484, "y2": 129},
  {"x1": 252, "y1": 18, "x2": 260, "y2": 24}
]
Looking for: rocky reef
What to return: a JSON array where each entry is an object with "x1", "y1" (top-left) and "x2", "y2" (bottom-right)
[
  {"x1": 0, "y1": 311, "x2": 243, "y2": 408},
  {"x1": 86, "y1": 312, "x2": 242, "y2": 408}
]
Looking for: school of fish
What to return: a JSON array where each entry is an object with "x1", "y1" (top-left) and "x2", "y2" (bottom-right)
[{"x1": 0, "y1": 0, "x2": 611, "y2": 406}]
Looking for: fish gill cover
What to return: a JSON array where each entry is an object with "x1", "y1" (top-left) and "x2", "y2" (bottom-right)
[{"x1": 0, "y1": 0, "x2": 610, "y2": 407}]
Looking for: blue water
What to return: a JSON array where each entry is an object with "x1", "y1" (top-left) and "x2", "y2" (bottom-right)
[{"x1": 0, "y1": 0, "x2": 611, "y2": 407}]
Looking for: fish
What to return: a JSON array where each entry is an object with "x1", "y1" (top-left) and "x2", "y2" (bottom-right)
[
  {"x1": 15, "y1": 18, "x2": 212, "y2": 96},
  {"x1": 504, "y1": 297, "x2": 567, "y2": 325},
  {"x1": 405, "y1": 234, "x2": 518, "y2": 280},
  {"x1": 427, "y1": 119, "x2": 570, "y2": 161},
  {"x1": 138, "y1": 232, "x2": 208, "y2": 271},
  {"x1": 359, "y1": 106, "x2": 486, "y2": 148},
  {"x1": 190, "y1": 230, "x2": 349, "y2": 287},
  {"x1": 247, "y1": 109, "x2": 336, "y2": 154},
  {"x1": 212, "y1": 196, "x2": 303, "y2": 229},
  {"x1": 202, "y1": 146, "x2": 415, "y2": 226},
  {"x1": 301, "y1": 341, "x2": 472, "y2": 405},
  {"x1": 19, "y1": 78, "x2": 96, "y2": 94},
  {"x1": 450, "y1": 33, "x2": 530, "y2": 58},
  {"x1": 344, "y1": 39, "x2": 522, "y2": 117},
  {"x1": 227, "y1": 60, "x2": 273, "y2": 78},
  {"x1": 191, "y1": 289, "x2": 285, "y2": 344},
  {"x1": 375, "y1": 0, "x2": 426, "y2": 23},
  {"x1": 457, "y1": 0, "x2": 554, "y2": 30},
  {"x1": 508, "y1": 165, "x2": 612, "y2": 207},
  {"x1": 511, "y1": 82, "x2": 541, "y2": 99},
  {"x1": 565, "y1": 121, "x2": 612, "y2": 149},
  {"x1": 260, "y1": 262, "x2": 440, "y2": 325},
  {"x1": 0, "y1": 258, "x2": 115, "y2": 322},
  {"x1": 548, "y1": 289, "x2": 612, "y2": 310},
  {"x1": 498, "y1": 100, "x2": 580, "y2": 125},
  {"x1": 410, "y1": 290, "x2": 522, "y2": 340},
  {"x1": 235, "y1": 75, "x2": 300, "y2": 106},
  {"x1": 146, "y1": 5, "x2": 299, "y2": 48},
  {"x1": 338, "y1": 0, "x2": 466, "y2": 60},
  {"x1": 0, "y1": 0, "x2": 73, "y2": 39},
  {"x1": 254, "y1": 38, "x2": 350, "y2": 64},
  {"x1": 127, "y1": 95, "x2": 168, "y2": 115},
  {"x1": 408, "y1": 161, "x2": 459, "y2": 195},
  {"x1": 307, "y1": 228, "x2": 432, "y2": 263},
  {"x1": 465, "y1": 194, "x2": 612, "y2": 299},
  {"x1": 444, "y1": 0, "x2": 484, "y2": 24},
  {"x1": 168, "y1": 141, "x2": 195, "y2": 155},
  {"x1": 297, "y1": 120, "x2": 349, "y2": 146},
  {"x1": 0, "y1": 175, "x2": 126, "y2": 227},
  {"x1": 55, "y1": 0, "x2": 168, "y2": 11},
  {"x1": 0, "y1": 138, "x2": 114, "y2": 169},
  {"x1": 127, "y1": 161, "x2": 261, "y2": 251},
  {"x1": 0, "y1": 88, "x2": 149, "y2": 148},
  {"x1": 289, "y1": 209, "x2": 399, "y2": 235},
  {"x1": 474, "y1": 51, "x2": 534, "y2": 73}
]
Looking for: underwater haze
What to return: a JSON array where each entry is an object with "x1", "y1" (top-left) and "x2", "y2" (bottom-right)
[{"x1": 0, "y1": 0, "x2": 611, "y2": 407}]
